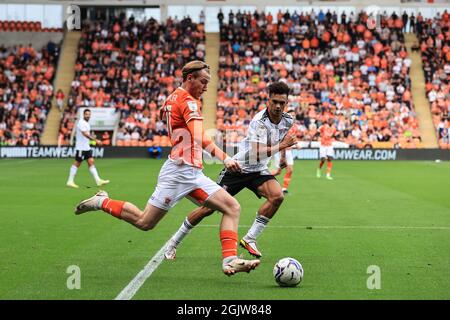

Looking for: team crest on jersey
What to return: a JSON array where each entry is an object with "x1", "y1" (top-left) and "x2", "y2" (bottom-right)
[
  {"x1": 164, "y1": 197, "x2": 172, "y2": 205},
  {"x1": 187, "y1": 101, "x2": 198, "y2": 111}
]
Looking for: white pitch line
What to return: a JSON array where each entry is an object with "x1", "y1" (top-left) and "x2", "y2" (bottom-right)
[
  {"x1": 115, "y1": 223, "x2": 450, "y2": 299},
  {"x1": 198, "y1": 224, "x2": 450, "y2": 230},
  {"x1": 0, "y1": 159, "x2": 37, "y2": 165},
  {"x1": 115, "y1": 240, "x2": 170, "y2": 300}
]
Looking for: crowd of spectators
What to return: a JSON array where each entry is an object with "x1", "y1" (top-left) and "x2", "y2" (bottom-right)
[
  {"x1": 2, "y1": 10, "x2": 448, "y2": 149},
  {"x1": 0, "y1": 41, "x2": 59, "y2": 146},
  {"x1": 416, "y1": 11, "x2": 449, "y2": 148},
  {"x1": 59, "y1": 13, "x2": 205, "y2": 146},
  {"x1": 216, "y1": 9, "x2": 422, "y2": 149}
]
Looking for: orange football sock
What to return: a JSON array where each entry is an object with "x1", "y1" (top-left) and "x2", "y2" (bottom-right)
[
  {"x1": 220, "y1": 230, "x2": 238, "y2": 259},
  {"x1": 283, "y1": 171, "x2": 292, "y2": 189},
  {"x1": 101, "y1": 198, "x2": 125, "y2": 219},
  {"x1": 327, "y1": 161, "x2": 333, "y2": 174}
]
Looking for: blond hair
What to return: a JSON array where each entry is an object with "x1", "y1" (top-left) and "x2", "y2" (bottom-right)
[{"x1": 182, "y1": 60, "x2": 210, "y2": 81}]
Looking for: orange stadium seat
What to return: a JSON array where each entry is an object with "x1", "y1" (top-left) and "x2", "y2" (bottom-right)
[
  {"x1": 153, "y1": 136, "x2": 161, "y2": 146},
  {"x1": 417, "y1": 14, "x2": 449, "y2": 148},
  {"x1": 59, "y1": 18, "x2": 200, "y2": 147},
  {"x1": 160, "y1": 136, "x2": 170, "y2": 147},
  {"x1": 8, "y1": 21, "x2": 16, "y2": 31},
  {"x1": 145, "y1": 140, "x2": 153, "y2": 147},
  {"x1": 216, "y1": 9, "x2": 427, "y2": 149},
  {"x1": 372, "y1": 142, "x2": 394, "y2": 149}
]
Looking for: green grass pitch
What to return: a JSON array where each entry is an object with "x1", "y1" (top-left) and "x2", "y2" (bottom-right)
[{"x1": 0, "y1": 159, "x2": 449, "y2": 300}]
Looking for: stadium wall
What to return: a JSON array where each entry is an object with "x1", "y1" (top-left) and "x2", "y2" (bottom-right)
[{"x1": 1, "y1": 146, "x2": 449, "y2": 161}]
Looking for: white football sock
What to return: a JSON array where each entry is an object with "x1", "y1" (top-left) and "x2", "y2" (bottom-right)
[
  {"x1": 244, "y1": 213, "x2": 270, "y2": 241},
  {"x1": 171, "y1": 218, "x2": 194, "y2": 246},
  {"x1": 68, "y1": 165, "x2": 78, "y2": 183},
  {"x1": 89, "y1": 165, "x2": 101, "y2": 183}
]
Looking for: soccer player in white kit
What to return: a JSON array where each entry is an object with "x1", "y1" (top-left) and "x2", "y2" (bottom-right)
[
  {"x1": 66, "y1": 109, "x2": 109, "y2": 188},
  {"x1": 164, "y1": 81, "x2": 297, "y2": 260},
  {"x1": 73, "y1": 61, "x2": 260, "y2": 276}
]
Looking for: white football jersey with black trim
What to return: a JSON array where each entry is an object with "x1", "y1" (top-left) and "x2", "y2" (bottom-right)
[{"x1": 233, "y1": 109, "x2": 294, "y2": 173}]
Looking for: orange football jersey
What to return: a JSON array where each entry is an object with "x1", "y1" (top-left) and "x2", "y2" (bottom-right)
[{"x1": 161, "y1": 87, "x2": 204, "y2": 168}]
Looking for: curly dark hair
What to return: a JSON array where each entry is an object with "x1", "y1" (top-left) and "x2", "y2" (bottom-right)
[{"x1": 268, "y1": 81, "x2": 290, "y2": 97}]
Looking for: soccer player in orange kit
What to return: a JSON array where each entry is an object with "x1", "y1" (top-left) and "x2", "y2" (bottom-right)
[
  {"x1": 74, "y1": 61, "x2": 260, "y2": 276},
  {"x1": 164, "y1": 82, "x2": 297, "y2": 260},
  {"x1": 317, "y1": 118, "x2": 337, "y2": 180}
]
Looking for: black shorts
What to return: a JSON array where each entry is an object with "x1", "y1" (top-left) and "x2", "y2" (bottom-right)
[
  {"x1": 217, "y1": 169, "x2": 277, "y2": 198},
  {"x1": 75, "y1": 150, "x2": 93, "y2": 162}
]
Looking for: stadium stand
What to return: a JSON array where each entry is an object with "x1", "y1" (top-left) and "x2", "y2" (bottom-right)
[
  {"x1": 216, "y1": 9, "x2": 422, "y2": 149},
  {"x1": 415, "y1": 11, "x2": 449, "y2": 148},
  {"x1": 0, "y1": 21, "x2": 63, "y2": 33},
  {"x1": 58, "y1": 14, "x2": 205, "y2": 147},
  {"x1": 0, "y1": 42, "x2": 60, "y2": 146}
]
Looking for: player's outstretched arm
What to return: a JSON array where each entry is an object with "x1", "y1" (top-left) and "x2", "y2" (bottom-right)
[
  {"x1": 251, "y1": 134, "x2": 297, "y2": 160},
  {"x1": 279, "y1": 149, "x2": 287, "y2": 169}
]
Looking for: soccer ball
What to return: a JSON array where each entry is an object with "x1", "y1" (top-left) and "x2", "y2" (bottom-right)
[{"x1": 273, "y1": 257, "x2": 304, "y2": 287}]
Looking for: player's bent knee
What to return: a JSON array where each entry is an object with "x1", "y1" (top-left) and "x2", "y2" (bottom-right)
[
  {"x1": 225, "y1": 199, "x2": 241, "y2": 217},
  {"x1": 230, "y1": 201, "x2": 241, "y2": 214}
]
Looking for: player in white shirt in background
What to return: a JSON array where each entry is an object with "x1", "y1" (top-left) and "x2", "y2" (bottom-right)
[{"x1": 66, "y1": 109, "x2": 110, "y2": 188}]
